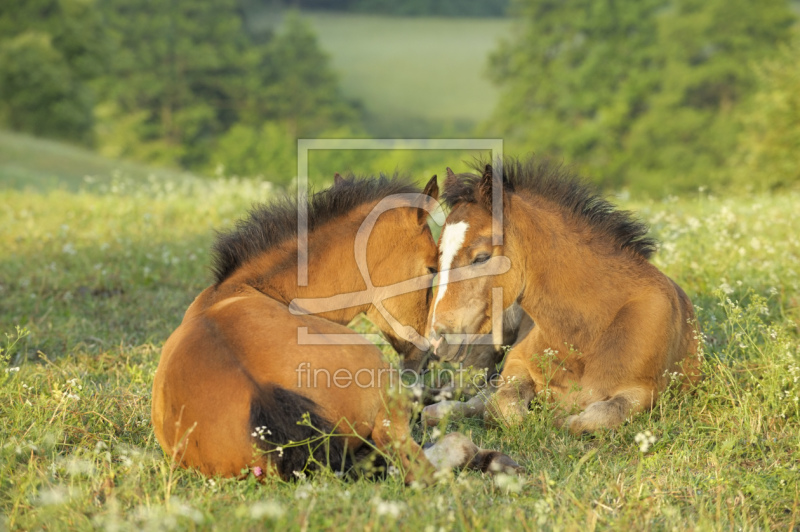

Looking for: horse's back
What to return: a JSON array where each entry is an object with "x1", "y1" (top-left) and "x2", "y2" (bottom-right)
[
  {"x1": 636, "y1": 267, "x2": 702, "y2": 386},
  {"x1": 666, "y1": 277, "x2": 703, "y2": 385},
  {"x1": 152, "y1": 285, "x2": 389, "y2": 476}
]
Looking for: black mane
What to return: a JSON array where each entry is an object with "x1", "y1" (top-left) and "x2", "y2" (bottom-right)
[
  {"x1": 211, "y1": 173, "x2": 419, "y2": 284},
  {"x1": 442, "y1": 157, "x2": 658, "y2": 260}
]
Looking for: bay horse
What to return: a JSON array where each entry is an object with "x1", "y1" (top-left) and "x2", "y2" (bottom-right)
[
  {"x1": 426, "y1": 158, "x2": 702, "y2": 434},
  {"x1": 151, "y1": 173, "x2": 521, "y2": 482}
]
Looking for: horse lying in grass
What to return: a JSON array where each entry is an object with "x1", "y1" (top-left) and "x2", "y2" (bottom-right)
[
  {"x1": 426, "y1": 159, "x2": 702, "y2": 433},
  {"x1": 151, "y1": 173, "x2": 521, "y2": 482}
]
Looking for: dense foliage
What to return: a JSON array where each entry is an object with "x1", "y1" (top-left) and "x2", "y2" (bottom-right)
[
  {"x1": 488, "y1": 0, "x2": 797, "y2": 195},
  {"x1": 0, "y1": 0, "x2": 110, "y2": 144},
  {"x1": 0, "y1": 2, "x2": 356, "y2": 182},
  {"x1": 1, "y1": 1, "x2": 798, "y2": 194},
  {"x1": 729, "y1": 36, "x2": 800, "y2": 191}
]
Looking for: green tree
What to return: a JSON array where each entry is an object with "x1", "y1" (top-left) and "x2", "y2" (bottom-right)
[
  {"x1": 209, "y1": 12, "x2": 360, "y2": 180},
  {"x1": 241, "y1": 12, "x2": 357, "y2": 137},
  {"x1": 97, "y1": 0, "x2": 256, "y2": 168},
  {"x1": 0, "y1": 0, "x2": 110, "y2": 144},
  {"x1": 212, "y1": 122, "x2": 295, "y2": 182},
  {"x1": 98, "y1": 6, "x2": 358, "y2": 173},
  {"x1": 487, "y1": 0, "x2": 667, "y2": 185},
  {"x1": 624, "y1": 0, "x2": 796, "y2": 192},
  {"x1": 487, "y1": 0, "x2": 795, "y2": 195},
  {"x1": 730, "y1": 35, "x2": 800, "y2": 191}
]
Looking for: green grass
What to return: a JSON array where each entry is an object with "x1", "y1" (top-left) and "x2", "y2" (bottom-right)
[
  {"x1": 1, "y1": 163, "x2": 799, "y2": 529},
  {"x1": 248, "y1": 11, "x2": 512, "y2": 136},
  {"x1": 0, "y1": 130, "x2": 198, "y2": 192}
]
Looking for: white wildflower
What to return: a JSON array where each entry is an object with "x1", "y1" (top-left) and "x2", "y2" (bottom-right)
[
  {"x1": 634, "y1": 430, "x2": 658, "y2": 453},
  {"x1": 294, "y1": 484, "x2": 312, "y2": 499},
  {"x1": 250, "y1": 500, "x2": 285, "y2": 520},
  {"x1": 494, "y1": 472, "x2": 525, "y2": 493},
  {"x1": 372, "y1": 496, "x2": 405, "y2": 519}
]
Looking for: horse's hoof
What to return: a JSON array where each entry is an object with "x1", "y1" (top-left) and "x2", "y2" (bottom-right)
[
  {"x1": 562, "y1": 414, "x2": 597, "y2": 435},
  {"x1": 423, "y1": 432, "x2": 480, "y2": 470},
  {"x1": 483, "y1": 404, "x2": 524, "y2": 430},
  {"x1": 421, "y1": 402, "x2": 452, "y2": 426},
  {"x1": 485, "y1": 453, "x2": 525, "y2": 476}
]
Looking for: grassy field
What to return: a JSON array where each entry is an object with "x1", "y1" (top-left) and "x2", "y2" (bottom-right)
[
  {"x1": 246, "y1": 11, "x2": 512, "y2": 136},
  {"x1": 0, "y1": 130, "x2": 494, "y2": 191},
  {"x1": 1, "y1": 145, "x2": 799, "y2": 530},
  {"x1": 0, "y1": 131, "x2": 198, "y2": 193}
]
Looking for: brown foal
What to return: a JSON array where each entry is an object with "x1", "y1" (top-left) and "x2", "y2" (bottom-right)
[{"x1": 427, "y1": 159, "x2": 702, "y2": 433}]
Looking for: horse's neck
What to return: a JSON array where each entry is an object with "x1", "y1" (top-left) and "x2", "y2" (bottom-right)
[
  {"x1": 226, "y1": 221, "x2": 371, "y2": 325},
  {"x1": 512, "y1": 195, "x2": 633, "y2": 340}
]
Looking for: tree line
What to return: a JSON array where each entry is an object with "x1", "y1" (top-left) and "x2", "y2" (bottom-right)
[
  {"x1": 488, "y1": 0, "x2": 799, "y2": 193},
  {"x1": 1, "y1": 0, "x2": 798, "y2": 194},
  {"x1": 0, "y1": 1, "x2": 357, "y2": 184}
]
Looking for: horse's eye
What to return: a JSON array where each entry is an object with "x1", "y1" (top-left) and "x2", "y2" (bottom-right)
[
  {"x1": 472, "y1": 253, "x2": 491, "y2": 265},
  {"x1": 427, "y1": 267, "x2": 438, "y2": 275}
]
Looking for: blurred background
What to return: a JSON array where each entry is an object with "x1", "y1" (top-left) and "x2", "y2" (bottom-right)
[{"x1": 0, "y1": 0, "x2": 798, "y2": 196}]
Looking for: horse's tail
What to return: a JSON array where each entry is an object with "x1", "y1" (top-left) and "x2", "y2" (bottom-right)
[{"x1": 249, "y1": 384, "x2": 347, "y2": 479}]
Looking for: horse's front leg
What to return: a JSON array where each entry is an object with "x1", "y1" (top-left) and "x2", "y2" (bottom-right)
[
  {"x1": 421, "y1": 393, "x2": 488, "y2": 426},
  {"x1": 484, "y1": 353, "x2": 537, "y2": 427},
  {"x1": 423, "y1": 432, "x2": 523, "y2": 475},
  {"x1": 370, "y1": 396, "x2": 436, "y2": 485},
  {"x1": 485, "y1": 326, "x2": 551, "y2": 427}
]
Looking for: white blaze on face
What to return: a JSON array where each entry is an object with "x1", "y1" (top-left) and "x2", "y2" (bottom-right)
[{"x1": 431, "y1": 221, "x2": 469, "y2": 326}]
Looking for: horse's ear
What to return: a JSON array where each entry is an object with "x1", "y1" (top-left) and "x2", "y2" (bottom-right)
[
  {"x1": 478, "y1": 163, "x2": 511, "y2": 207},
  {"x1": 334, "y1": 172, "x2": 344, "y2": 186},
  {"x1": 444, "y1": 167, "x2": 458, "y2": 190},
  {"x1": 479, "y1": 164, "x2": 495, "y2": 205},
  {"x1": 418, "y1": 174, "x2": 438, "y2": 224},
  {"x1": 422, "y1": 174, "x2": 439, "y2": 200}
]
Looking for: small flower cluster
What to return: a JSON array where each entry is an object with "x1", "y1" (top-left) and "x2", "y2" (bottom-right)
[
  {"x1": 295, "y1": 483, "x2": 313, "y2": 500},
  {"x1": 371, "y1": 496, "x2": 406, "y2": 519},
  {"x1": 53, "y1": 378, "x2": 83, "y2": 402},
  {"x1": 251, "y1": 425, "x2": 272, "y2": 441},
  {"x1": 494, "y1": 472, "x2": 525, "y2": 494},
  {"x1": 635, "y1": 430, "x2": 657, "y2": 453},
  {"x1": 249, "y1": 500, "x2": 285, "y2": 520},
  {"x1": 533, "y1": 498, "x2": 552, "y2": 526}
]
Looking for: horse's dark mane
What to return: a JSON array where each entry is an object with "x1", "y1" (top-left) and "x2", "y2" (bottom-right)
[
  {"x1": 212, "y1": 173, "x2": 419, "y2": 284},
  {"x1": 443, "y1": 157, "x2": 658, "y2": 260}
]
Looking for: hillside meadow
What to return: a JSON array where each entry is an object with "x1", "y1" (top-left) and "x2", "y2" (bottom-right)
[
  {"x1": 0, "y1": 144, "x2": 799, "y2": 529},
  {"x1": 246, "y1": 11, "x2": 512, "y2": 137}
]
